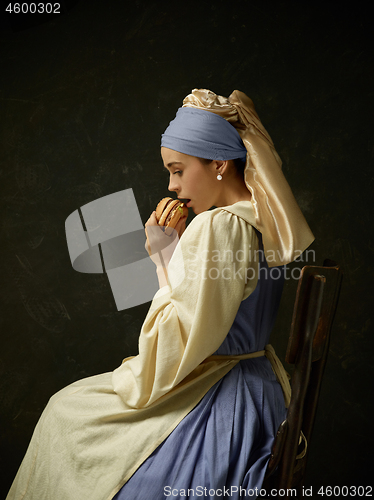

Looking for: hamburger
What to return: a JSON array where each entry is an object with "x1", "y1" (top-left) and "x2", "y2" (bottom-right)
[
  {"x1": 155, "y1": 197, "x2": 188, "y2": 230},
  {"x1": 145, "y1": 198, "x2": 188, "y2": 256}
]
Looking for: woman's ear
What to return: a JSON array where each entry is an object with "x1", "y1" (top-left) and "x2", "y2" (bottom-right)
[{"x1": 215, "y1": 160, "x2": 229, "y2": 175}]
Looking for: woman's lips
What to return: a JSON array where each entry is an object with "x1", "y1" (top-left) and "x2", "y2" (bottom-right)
[{"x1": 179, "y1": 198, "x2": 191, "y2": 208}]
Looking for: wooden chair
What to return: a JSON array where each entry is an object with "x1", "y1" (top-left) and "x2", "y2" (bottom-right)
[{"x1": 262, "y1": 259, "x2": 343, "y2": 498}]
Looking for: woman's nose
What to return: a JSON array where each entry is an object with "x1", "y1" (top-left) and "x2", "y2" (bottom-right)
[{"x1": 168, "y1": 176, "x2": 179, "y2": 193}]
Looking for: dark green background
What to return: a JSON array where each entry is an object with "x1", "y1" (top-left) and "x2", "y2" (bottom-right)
[{"x1": 0, "y1": 0, "x2": 373, "y2": 496}]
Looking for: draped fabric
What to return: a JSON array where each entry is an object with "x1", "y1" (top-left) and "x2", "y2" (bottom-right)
[
  {"x1": 6, "y1": 90, "x2": 313, "y2": 499},
  {"x1": 161, "y1": 106, "x2": 247, "y2": 161},
  {"x1": 114, "y1": 229, "x2": 287, "y2": 499},
  {"x1": 7, "y1": 201, "x2": 290, "y2": 500},
  {"x1": 182, "y1": 89, "x2": 315, "y2": 266}
]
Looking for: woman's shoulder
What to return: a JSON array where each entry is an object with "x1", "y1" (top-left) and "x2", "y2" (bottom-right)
[
  {"x1": 187, "y1": 200, "x2": 257, "y2": 232},
  {"x1": 219, "y1": 200, "x2": 257, "y2": 227},
  {"x1": 179, "y1": 201, "x2": 259, "y2": 254}
]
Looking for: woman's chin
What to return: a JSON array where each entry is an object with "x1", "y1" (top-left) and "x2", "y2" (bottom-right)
[{"x1": 193, "y1": 204, "x2": 212, "y2": 215}]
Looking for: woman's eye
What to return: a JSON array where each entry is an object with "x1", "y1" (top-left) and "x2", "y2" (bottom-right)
[{"x1": 174, "y1": 171, "x2": 182, "y2": 175}]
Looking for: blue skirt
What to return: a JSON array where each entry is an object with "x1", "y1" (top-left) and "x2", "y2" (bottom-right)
[
  {"x1": 114, "y1": 357, "x2": 286, "y2": 499},
  {"x1": 114, "y1": 245, "x2": 287, "y2": 499}
]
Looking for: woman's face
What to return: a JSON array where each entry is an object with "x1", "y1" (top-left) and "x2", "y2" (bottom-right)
[{"x1": 161, "y1": 147, "x2": 221, "y2": 214}]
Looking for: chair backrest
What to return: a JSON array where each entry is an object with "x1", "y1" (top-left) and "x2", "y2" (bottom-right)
[{"x1": 263, "y1": 259, "x2": 343, "y2": 495}]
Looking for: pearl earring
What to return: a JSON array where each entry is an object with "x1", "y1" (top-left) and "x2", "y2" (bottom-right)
[{"x1": 217, "y1": 173, "x2": 222, "y2": 180}]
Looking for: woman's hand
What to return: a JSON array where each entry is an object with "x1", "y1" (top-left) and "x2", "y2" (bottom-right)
[{"x1": 145, "y1": 211, "x2": 187, "y2": 273}]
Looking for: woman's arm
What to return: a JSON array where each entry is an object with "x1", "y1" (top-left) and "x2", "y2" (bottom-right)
[
  {"x1": 113, "y1": 208, "x2": 259, "y2": 408},
  {"x1": 145, "y1": 210, "x2": 187, "y2": 289}
]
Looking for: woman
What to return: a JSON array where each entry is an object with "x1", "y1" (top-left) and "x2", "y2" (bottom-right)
[{"x1": 7, "y1": 89, "x2": 314, "y2": 500}]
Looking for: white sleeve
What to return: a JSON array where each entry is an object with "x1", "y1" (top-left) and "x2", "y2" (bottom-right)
[{"x1": 112, "y1": 208, "x2": 259, "y2": 408}]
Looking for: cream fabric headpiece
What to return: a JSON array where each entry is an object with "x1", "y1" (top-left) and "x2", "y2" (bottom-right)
[{"x1": 182, "y1": 88, "x2": 314, "y2": 267}]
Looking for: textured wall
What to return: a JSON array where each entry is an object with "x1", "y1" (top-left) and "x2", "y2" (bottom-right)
[{"x1": 0, "y1": 0, "x2": 372, "y2": 495}]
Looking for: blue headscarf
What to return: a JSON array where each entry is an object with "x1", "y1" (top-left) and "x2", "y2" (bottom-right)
[{"x1": 161, "y1": 107, "x2": 247, "y2": 161}]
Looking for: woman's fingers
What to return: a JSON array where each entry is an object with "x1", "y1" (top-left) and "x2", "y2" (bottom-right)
[
  {"x1": 164, "y1": 216, "x2": 187, "y2": 237},
  {"x1": 145, "y1": 211, "x2": 186, "y2": 234},
  {"x1": 175, "y1": 216, "x2": 187, "y2": 237},
  {"x1": 145, "y1": 211, "x2": 187, "y2": 257},
  {"x1": 145, "y1": 211, "x2": 158, "y2": 228},
  {"x1": 145, "y1": 212, "x2": 159, "y2": 255},
  {"x1": 145, "y1": 230, "x2": 151, "y2": 254}
]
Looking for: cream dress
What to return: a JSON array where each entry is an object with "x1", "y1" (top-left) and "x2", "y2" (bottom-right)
[{"x1": 7, "y1": 201, "x2": 289, "y2": 500}]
